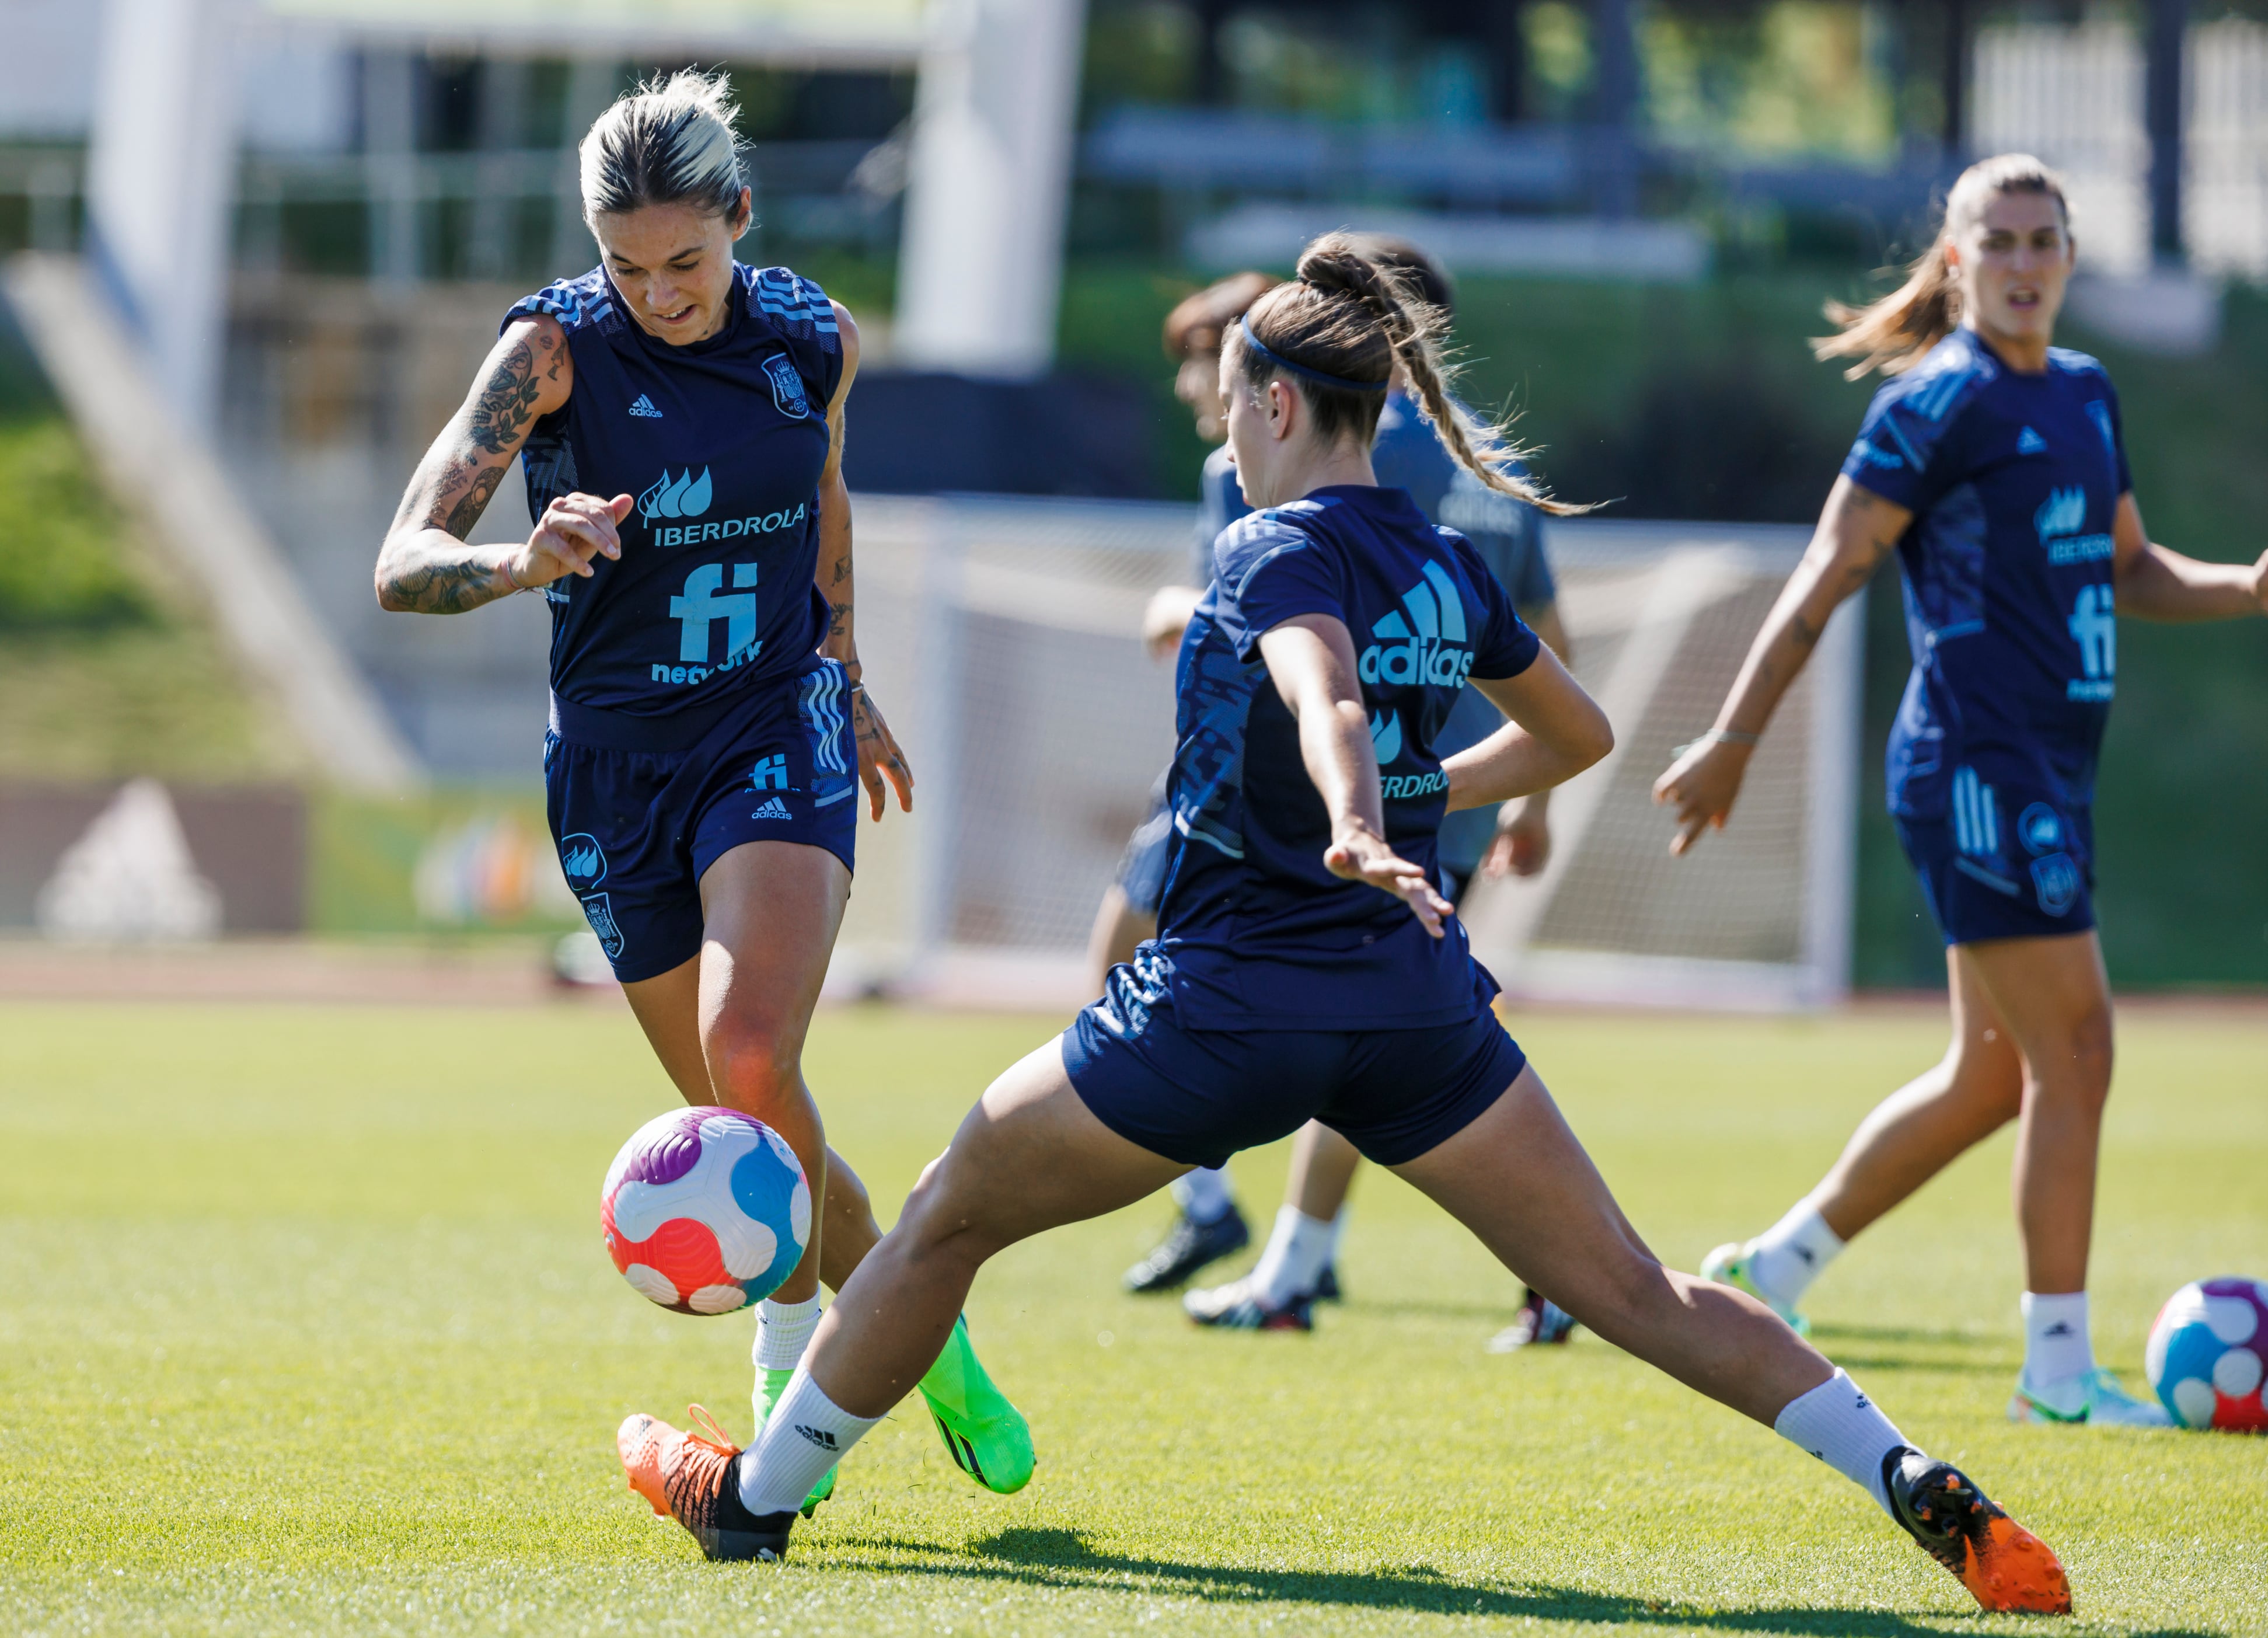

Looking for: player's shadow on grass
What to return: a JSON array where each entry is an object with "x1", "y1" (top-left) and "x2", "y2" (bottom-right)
[{"x1": 868, "y1": 1527, "x2": 2185, "y2": 1636}]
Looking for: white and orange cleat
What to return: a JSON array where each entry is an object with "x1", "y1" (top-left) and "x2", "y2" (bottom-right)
[
  {"x1": 1886, "y1": 1448, "x2": 2072, "y2": 1614},
  {"x1": 616, "y1": 1406, "x2": 798, "y2": 1563}
]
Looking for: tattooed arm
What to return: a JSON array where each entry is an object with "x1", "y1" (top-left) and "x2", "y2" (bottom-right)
[
  {"x1": 814, "y1": 301, "x2": 914, "y2": 818},
  {"x1": 375, "y1": 316, "x2": 630, "y2": 614},
  {"x1": 1652, "y1": 476, "x2": 1910, "y2": 854}
]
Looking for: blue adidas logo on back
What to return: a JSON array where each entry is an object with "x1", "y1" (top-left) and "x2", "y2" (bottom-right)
[
  {"x1": 628, "y1": 394, "x2": 662, "y2": 419},
  {"x1": 2017, "y1": 425, "x2": 2047, "y2": 454}
]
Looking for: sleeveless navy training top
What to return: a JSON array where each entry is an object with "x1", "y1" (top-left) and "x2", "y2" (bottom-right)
[{"x1": 503, "y1": 263, "x2": 843, "y2": 717}]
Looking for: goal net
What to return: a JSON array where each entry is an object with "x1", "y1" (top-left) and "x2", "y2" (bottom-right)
[{"x1": 835, "y1": 499, "x2": 1859, "y2": 1013}]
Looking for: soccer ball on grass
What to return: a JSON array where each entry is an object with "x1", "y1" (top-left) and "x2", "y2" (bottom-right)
[
  {"x1": 2145, "y1": 1276, "x2": 2268, "y2": 1431},
  {"x1": 602, "y1": 1107, "x2": 809, "y2": 1315}
]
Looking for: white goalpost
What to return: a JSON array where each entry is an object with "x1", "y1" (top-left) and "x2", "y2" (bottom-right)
[
  {"x1": 1458, "y1": 520, "x2": 1862, "y2": 1012},
  {"x1": 835, "y1": 500, "x2": 1861, "y2": 1013}
]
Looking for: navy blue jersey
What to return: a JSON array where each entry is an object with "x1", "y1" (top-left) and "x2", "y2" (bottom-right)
[
  {"x1": 504, "y1": 263, "x2": 843, "y2": 716},
  {"x1": 1156, "y1": 485, "x2": 1540, "y2": 1030},
  {"x1": 1191, "y1": 391, "x2": 1555, "y2": 874},
  {"x1": 1842, "y1": 327, "x2": 2132, "y2": 818}
]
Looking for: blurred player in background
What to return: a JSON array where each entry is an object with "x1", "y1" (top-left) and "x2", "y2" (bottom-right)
[
  {"x1": 626, "y1": 239, "x2": 2072, "y2": 1619},
  {"x1": 1655, "y1": 153, "x2": 2268, "y2": 1426},
  {"x1": 374, "y1": 70, "x2": 1030, "y2": 1502},
  {"x1": 1105, "y1": 241, "x2": 1578, "y2": 1351}
]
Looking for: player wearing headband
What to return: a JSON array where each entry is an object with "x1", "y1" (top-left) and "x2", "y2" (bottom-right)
[{"x1": 613, "y1": 236, "x2": 2072, "y2": 1620}]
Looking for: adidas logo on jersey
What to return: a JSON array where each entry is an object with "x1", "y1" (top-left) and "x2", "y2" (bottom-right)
[
  {"x1": 2017, "y1": 425, "x2": 2047, "y2": 454},
  {"x1": 1358, "y1": 562, "x2": 1478, "y2": 689},
  {"x1": 628, "y1": 394, "x2": 663, "y2": 419},
  {"x1": 751, "y1": 796, "x2": 791, "y2": 820}
]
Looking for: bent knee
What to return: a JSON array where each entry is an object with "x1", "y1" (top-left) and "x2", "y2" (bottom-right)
[
  {"x1": 894, "y1": 1155, "x2": 1011, "y2": 1264},
  {"x1": 1946, "y1": 1050, "x2": 2026, "y2": 1129},
  {"x1": 704, "y1": 1026, "x2": 806, "y2": 1110},
  {"x1": 2030, "y1": 1008, "x2": 2115, "y2": 1106}
]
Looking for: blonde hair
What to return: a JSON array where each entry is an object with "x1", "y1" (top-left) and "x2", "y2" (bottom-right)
[
  {"x1": 1233, "y1": 233, "x2": 1587, "y2": 516},
  {"x1": 580, "y1": 69, "x2": 747, "y2": 227},
  {"x1": 1814, "y1": 152, "x2": 2071, "y2": 378}
]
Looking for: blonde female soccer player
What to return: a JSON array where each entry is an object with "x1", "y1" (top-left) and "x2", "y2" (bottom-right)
[
  {"x1": 373, "y1": 70, "x2": 1029, "y2": 1500},
  {"x1": 617, "y1": 235, "x2": 2071, "y2": 1618},
  {"x1": 1655, "y1": 154, "x2": 2268, "y2": 1426}
]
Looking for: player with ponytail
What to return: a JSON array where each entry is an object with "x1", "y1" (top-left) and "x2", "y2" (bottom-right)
[
  {"x1": 627, "y1": 238, "x2": 2072, "y2": 1618},
  {"x1": 1118, "y1": 241, "x2": 1578, "y2": 1345},
  {"x1": 1656, "y1": 154, "x2": 2268, "y2": 1427}
]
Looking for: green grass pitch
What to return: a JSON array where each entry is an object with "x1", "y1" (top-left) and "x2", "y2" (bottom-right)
[{"x1": 4, "y1": 998, "x2": 2264, "y2": 1636}]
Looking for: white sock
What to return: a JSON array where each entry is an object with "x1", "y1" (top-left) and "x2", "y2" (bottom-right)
[
  {"x1": 2021, "y1": 1291, "x2": 2095, "y2": 1387},
  {"x1": 1325, "y1": 1206, "x2": 1349, "y2": 1264},
  {"x1": 1748, "y1": 1200, "x2": 1845, "y2": 1307},
  {"x1": 1171, "y1": 1165, "x2": 1236, "y2": 1225},
  {"x1": 1250, "y1": 1205, "x2": 1334, "y2": 1309},
  {"x1": 753, "y1": 1295, "x2": 824, "y2": 1372},
  {"x1": 1773, "y1": 1368, "x2": 1908, "y2": 1518},
  {"x1": 736, "y1": 1366, "x2": 880, "y2": 1516}
]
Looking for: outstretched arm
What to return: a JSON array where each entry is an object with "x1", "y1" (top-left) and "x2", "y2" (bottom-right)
[
  {"x1": 1652, "y1": 476, "x2": 1909, "y2": 854},
  {"x1": 811, "y1": 301, "x2": 913, "y2": 819},
  {"x1": 1257, "y1": 615, "x2": 1453, "y2": 937},
  {"x1": 375, "y1": 316, "x2": 629, "y2": 614},
  {"x1": 2110, "y1": 492, "x2": 2268, "y2": 621}
]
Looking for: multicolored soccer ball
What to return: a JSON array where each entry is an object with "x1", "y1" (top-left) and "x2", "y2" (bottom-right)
[
  {"x1": 601, "y1": 1107, "x2": 810, "y2": 1315},
  {"x1": 2145, "y1": 1276, "x2": 2268, "y2": 1431}
]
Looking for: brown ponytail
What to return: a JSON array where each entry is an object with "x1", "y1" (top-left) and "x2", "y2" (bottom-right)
[
  {"x1": 1814, "y1": 152, "x2": 2071, "y2": 378},
  {"x1": 1233, "y1": 232, "x2": 1591, "y2": 517}
]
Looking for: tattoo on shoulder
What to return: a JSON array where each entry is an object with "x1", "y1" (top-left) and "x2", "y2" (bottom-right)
[{"x1": 468, "y1": 339, "x2": 545, "y2": 455}]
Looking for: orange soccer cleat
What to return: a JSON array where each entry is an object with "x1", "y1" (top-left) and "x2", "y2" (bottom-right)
[
  {"x1": 1885, "y1": 1449, "x2": 2072, "y2": 1615},
  {"x1": 616, "y1": 1406, "x2": 798, "y2": 1563}
]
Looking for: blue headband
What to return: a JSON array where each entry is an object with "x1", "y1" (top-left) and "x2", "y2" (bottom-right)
[{"x1": 1238, "y1": 314, "x2": 1388, "y2": 395}]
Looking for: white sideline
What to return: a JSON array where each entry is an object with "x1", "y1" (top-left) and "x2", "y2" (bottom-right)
[{"x1": 4, "y1": 253, "x2": 421, "y2": 792}]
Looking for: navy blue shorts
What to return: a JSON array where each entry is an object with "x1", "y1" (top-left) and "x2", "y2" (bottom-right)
[
  {"x1": 1896, "y1": 789, "x2": 2096, "y2": 947},
  {"x1": 1063, "y1": 950, "x2": 1528, "y2": 1169},
  {"x1": 545, "y1": 659, "x2": 858, "y2": 983}
]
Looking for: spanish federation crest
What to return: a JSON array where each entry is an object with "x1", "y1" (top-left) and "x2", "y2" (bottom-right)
[
  {"x1": 762, "y1": 353, "x2": 811, "y2": 420},
  {"x1": 580, "y1": 891, "x2": 625, "y2": 959}
]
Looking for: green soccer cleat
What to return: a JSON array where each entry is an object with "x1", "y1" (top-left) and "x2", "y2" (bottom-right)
[
  {"x1": 2008, "y1": 1365, "x2": 2174, "y2": 1428},
  {"x1": 1700, "y1": 1240, "x2": 1812, "y2": 1336},
  {"x1": 919, "y1": 1314, "x2": 1035, "y2": 1494},
  {"x1": 753, "y1": 1365, "x2": 837, "y2": 1515}
]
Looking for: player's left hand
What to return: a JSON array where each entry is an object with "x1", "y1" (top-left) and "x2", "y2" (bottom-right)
[
  {"x1": 851, "y1": 683, "x2": 913, "y2": 820},
  {"x1": 1325, "y1": 823, "x2": 1453, "y2": 938},
  {"x1": 2250, "y1": 545, "x2": 2268, "y2": 614},
  {"x1": 1483, "y1": 797, "x2": 1552, "y2": 879}
]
